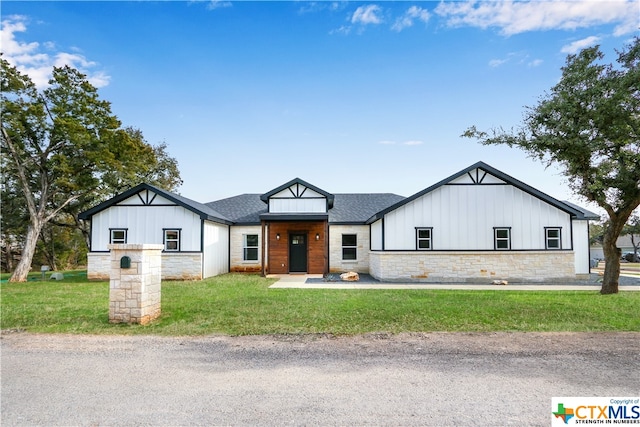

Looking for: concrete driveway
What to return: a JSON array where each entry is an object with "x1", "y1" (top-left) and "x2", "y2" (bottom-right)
[{"x1": 2, "y1": 332, "x2": 638, "y2": 426}]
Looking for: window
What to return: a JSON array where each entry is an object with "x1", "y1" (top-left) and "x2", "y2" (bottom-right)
[
  {"x1": 110, "y1": 229, "x2": 127, "y2": 244},
  {"x1": 416, "y1": 228, "x2": 433, "y2": 250},
  {"x1": 243, "y1": 234, "x2": 259, "y2": 261},
  {"x1": 545, "y1": 227, "x2": 562, "y2": 250},
  {"x1": 163, "y1": 229, "x2": 180, "y2": 251},
  {"x1": 494, "y1": 227, "x2": 511, "y2": 250},
  {"x1": 342, "y1": 234, "x2": 357, "y2": 260}
]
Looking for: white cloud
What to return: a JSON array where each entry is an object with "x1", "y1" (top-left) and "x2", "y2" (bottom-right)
[
  {"x1": 299, "y1": 1, "x2": 346, "y2": 14},
  {"x1": 561, "y1": 36, "x2": 602, "y2": 54},
  {"x1": 206, "y1": 0, "x2": 232, "y2": 10},
  {"x1": 528, "y1": 59, "x2": 544, "y2": 67},
  {"x1": 489, "y1": 58, "x2": 508, "y2": 68},
  {"x1": 392, "y1": 6, "x2": 430, "y2": 32},
  {"x1": 351, "y1": 5, "x2": 383, "y2": 25},
  {"x1": 329, "y1": 25, "x2": 352, "y2": 36},
  {"x1": 378, "y1": 140, "x2": 423, "y2": 146},
  {"x1": 0, "y1": 15, "x2": 110, "y2": 88},
  {"x1": 434, "y1": 0, "x2": 638, "y2": 36}
]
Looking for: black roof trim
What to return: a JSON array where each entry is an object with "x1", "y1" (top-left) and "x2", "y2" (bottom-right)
[
  {"x1": 259, "y1": 213, "x2": 329, "y2": 221},
  {"x1": 560, "y1": 200, "x2": 600, "y2": 220},
  {"x1": 260, "y1": 177, "x2": 335, "y2": 209},
  {"x1": 78, "y1": 183, "x2": 233, "y2": 225},
  {"x1": 366, "y1": 161, "x2": 590, "y2": 224}
]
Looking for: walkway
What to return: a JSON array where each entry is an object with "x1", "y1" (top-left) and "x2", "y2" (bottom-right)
[{"x1": 267, "y1": 274, "x2": 640, "y2": 291}]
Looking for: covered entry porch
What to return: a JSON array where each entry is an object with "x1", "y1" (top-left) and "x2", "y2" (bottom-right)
[{"x1": 261, "y1": 218, "x2": 329, "y2": 275}]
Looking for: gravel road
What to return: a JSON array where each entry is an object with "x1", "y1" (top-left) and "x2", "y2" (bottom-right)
[{"x1": 2, "y1": 332, "x2": 639, "y2": 426}]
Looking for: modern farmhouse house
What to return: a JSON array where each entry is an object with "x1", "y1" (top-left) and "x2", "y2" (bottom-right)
[{"x1": 79, "y1": 162, "x2": 598, "y2": 283}]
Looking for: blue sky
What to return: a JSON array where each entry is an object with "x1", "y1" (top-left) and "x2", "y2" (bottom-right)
[{"x1": 2, "y1": 1, "x2": 638, "y2": 213}]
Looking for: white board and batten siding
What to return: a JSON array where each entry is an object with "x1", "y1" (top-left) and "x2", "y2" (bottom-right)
[
  {"x1": 572, "y1": 220, "x2": 591, "y2": 275},
  {"x1": 203, "y1": 221, "x2": 229, "y2": 278},
  {"x1": 380, "y1": 180, "x2": 573, "y2": 251},
  {"x1": 268, "y1": 185, "x2": 327, "y2": 213},
  {"x1": 90, "y1": 190, "x2": 202, "y2": 252}
]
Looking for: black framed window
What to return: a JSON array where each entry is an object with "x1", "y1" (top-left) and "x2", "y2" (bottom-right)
[
  {"x1": 110, "y1": 229, "x2": 127, "y2": 244},
  {"x1": 545, "y1": 227, "x2": 562, "y2": 249},
  {"x1": 494, "y1": 227, "x2": 511, "y2": 250},
  {"x1": 243, "y1": 234, "x2": 259, "y2": 261},
  {"x1": 163, "y1": 229, "x2": 181, "y2": 252},
  {"x1": 416, "y1": 228, "x2": 432, "y2": 250},
  {"x1": 342, "y1": 234, "x2": 357, "y2": 260}
]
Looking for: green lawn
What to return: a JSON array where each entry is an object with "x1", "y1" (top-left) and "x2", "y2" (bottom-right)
[{"x1": 1, "y1": 273, "x2": 639, "y2": 335}]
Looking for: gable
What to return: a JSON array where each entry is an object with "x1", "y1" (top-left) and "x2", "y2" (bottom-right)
[
  {"x1": 261, "y1": 178, "x2": 334, "y2": 214},
  {"x1": 367, "y1": 161, "x2": 587, "y2": 223},
  {"x1": 116, "y1": 190, "x2": 175, "y2": 206},
  {"x1": 78, "y1": 183, "x2": 232, "y2": 225},
  {"x1": 448, "y1": 168, "x2": 506, "y2": 185}
]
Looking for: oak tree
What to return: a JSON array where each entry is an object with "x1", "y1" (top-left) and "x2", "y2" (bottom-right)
[
  {"x1": 463, "y1": 38, "x2": 640, "y2": 294},
  {"x1": 1, "y1": 59, "x2": 181, "y2": 281}
]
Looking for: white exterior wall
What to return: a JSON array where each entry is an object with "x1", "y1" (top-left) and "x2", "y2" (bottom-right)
[
  {"x1": 370, "y1": 220, "x2": 383, "y2": 251},
  {"x1": 203, "y1": 221, "x2": 230, "y2": 278},
  {"x1": 269, "y1": 199, "x2": 326, "y2": 213},
  {"x1": 230, "y1": 225, "x2": 262, "y2": 273},
  {"x1": 572, "y1": 219, "x2": 591, "y2": 276},
  {"x1": 329, "y1": 225, "x2": 370, "y2": 273},
  {"x1": 369, "y1": 251, "x2": 577, "y2": 283},
  {"x1": 90, "y1": 205, "x2": 202, "y2": 251},
  {"x1": 382, "y1": 184, "x2": 573, "y2": 250},
  {"x1": 268, "y1": 186, "x2": 327, "y2": 213}
]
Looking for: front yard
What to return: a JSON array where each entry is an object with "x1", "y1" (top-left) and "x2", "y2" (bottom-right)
[{"x1": 1, "y1": 272, "x2": 638, "y2": 335}]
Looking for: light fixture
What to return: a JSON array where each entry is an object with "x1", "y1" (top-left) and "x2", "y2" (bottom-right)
[
  {"x1": 276, "y1": 233, "x2": 280, "y2": 241},
  {"x1": 315, "y1": 233, "x2": 320, "y2": 241}
]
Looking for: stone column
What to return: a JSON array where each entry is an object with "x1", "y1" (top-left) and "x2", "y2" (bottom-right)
[{"x1": 108, "y1": 244, "x2": 163, "y2": 325}]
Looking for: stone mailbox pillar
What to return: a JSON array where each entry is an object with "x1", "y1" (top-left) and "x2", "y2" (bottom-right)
[{"x1": 108, "y1": 244, "x2": 163, "y2": 325}]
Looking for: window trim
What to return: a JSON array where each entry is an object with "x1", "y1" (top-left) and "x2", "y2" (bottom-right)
[
  {"x1": 493, "y1": 227, "x2": 511, "y2": 250},
  {"x1": 109, "y1": 228, "x2": 127, "y2": 244},
  {"x1": 545, "y1": 227, "x2": 562, "y2": 250},
  {"x1": 243, "y1": 234, "x2": 259, "y2": 261},
  {"x1": 415, "y1": 227, "x2": 433, "y2": 251},
  {"x1": 341, "y1": 233, "x2": 357, "y2": 261},
  {"x1": 163, "y1": 228, "x2": 181, "y2": 252}
]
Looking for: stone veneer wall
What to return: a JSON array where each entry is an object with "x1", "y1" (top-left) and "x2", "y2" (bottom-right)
[
  {"x1": 329, "y1": 225, "x2": 370, "y2": 273},
  {"x1": 108, "y1": 244, "x2": 163, "y2": 325},
  {"x1": 369, "y1": 251, "x2": 577, "y2": 283},
  {"x1": 88, "y1": 252, "x2": 202, "y2": 280},
  {"x1": 161, "y1": 253, "x2": 202, "y2": 280},
  {"x1": 88, "y1": 252, "x2": 111, "y2": 280},
  {"x1": 229, "y1": 226, "x2": 262, "y2": 273}
]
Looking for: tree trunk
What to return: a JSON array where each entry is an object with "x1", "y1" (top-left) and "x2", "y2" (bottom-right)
[
  {"x1": 600, "y1": 221, "x2": 624, "y2": 294},
  {"x1": 4, "y1": 242, "x2": 14, "y2": 273},
  {"x1": 9, "y1": 221, "x2": 43, "y2": 282}
]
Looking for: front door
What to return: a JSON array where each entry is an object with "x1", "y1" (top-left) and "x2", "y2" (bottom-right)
[{"x1": 289, "y1": 233, "x2": 307, "y2": 273}]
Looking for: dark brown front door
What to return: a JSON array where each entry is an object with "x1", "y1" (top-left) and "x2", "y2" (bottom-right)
[{"x1": 289, "y1": 233, "x2": 307, "y2": 273}]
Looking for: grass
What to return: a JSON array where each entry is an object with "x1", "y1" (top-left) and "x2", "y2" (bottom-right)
[{"x1": 1, "y1": 272, "x2": 639, "y2": 335}]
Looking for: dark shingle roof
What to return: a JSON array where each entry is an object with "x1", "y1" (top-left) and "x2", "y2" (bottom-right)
[
  {"x1": 206, "y1": 194, "x2": 266, "y2": 224},
  {"x1": 205, "y1": 193, "x2": 405, "y2": 225},
  {"x1": 330, "y1": 194, "x2": 406, "y2": 223}
]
